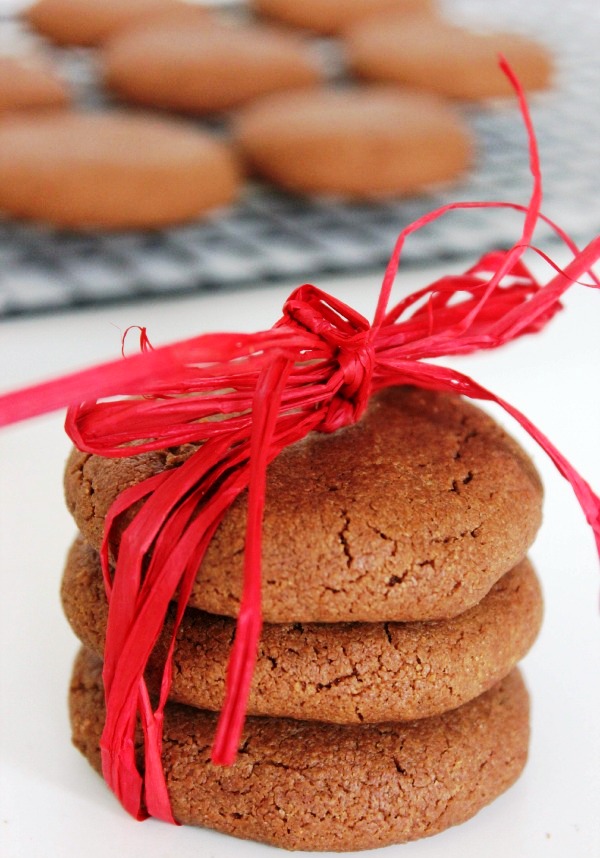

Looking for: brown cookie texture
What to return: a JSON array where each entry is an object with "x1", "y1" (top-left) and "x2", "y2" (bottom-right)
[
  {"x1": 70, "y1": 648, "x2": 530, "y2": 851},
  {"x1": 64, "y1": 387, "x2": 543, "y2": 623},
  {"x1": 251, "y1": 0, "x2": 435, "y2": 35},
  {"x1": 23, "y1": 0, "x2": 188, "y2": 47},
  {"x1": 0, "y1": 111, "x2": 240, "y2": 229},
  {"x1": 62, "y1": 537, "x2": 542, "y2": 723},
  {"x1": 102, "y1": 20, "x2": 323, "y2": 115},
  {"x1": 345, "y1": 17, "x2": 553, "y2": 99},
  {"x1": 234, "y1": 85, "x2": 472, "y2": 199},
  {"x1": 0, "y1": 55, "x2": 70, "y2": 115}
]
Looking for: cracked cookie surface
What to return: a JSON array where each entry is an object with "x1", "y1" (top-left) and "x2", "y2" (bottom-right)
[
  {"x1": 70, "y1": 649, "x2": 530, "y2": 851},
  {"x1": 63, "y1": 537, "x2": 542, "y2": 723},
  {"x1": 64, "y1": 386, "x2": 543, "y2": 622}
]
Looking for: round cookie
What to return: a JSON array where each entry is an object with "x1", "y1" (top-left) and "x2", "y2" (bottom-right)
[
  {"x1": 0, "y1": 55, "x2": 70, "y2": 115},
  {"x1": 345, "y1": 16, "x2": 553, "y2": 100},
  {"x1": 64, "y1": 386, "x2": 543, "y2": 623},
  {"x1": 23, "y1": 0, "x2": 191, "y2": 47},
  {"x1": 251, "y1": 0, "x2": 435, "y2": 36},
  {"x1": 234, "y1": 86, "x2": 472, "y2": 199},
  {"x1": 62, "y1": 537, "x2": 542, "y2": 723},
  {"x1": 103, "y1": 20, "x2": 323, "y2": 115},
  {"x1": 70, "y1": 648, "x2": 530, "y2": 851},
  {"x1": 0, "y1": 111, "x2": 240, "y2": 230}
]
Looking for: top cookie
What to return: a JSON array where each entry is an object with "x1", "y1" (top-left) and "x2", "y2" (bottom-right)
[
  {"x1": 65, "y1": 387, "x2": 543, "y2": 623},
  {"x1": 251, "y1": 0, "x2": 435, "y2": 35},
  {"x1": 345, "y1": 16, "x2": 553, "y2": 99},
  {"x1": 23, "y1": 0, "x2": 189, "y2": 46}
]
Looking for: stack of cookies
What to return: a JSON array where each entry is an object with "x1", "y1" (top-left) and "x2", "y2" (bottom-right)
[{"x1": 62, "y1": 386, "x2": 543, "y2": 850}]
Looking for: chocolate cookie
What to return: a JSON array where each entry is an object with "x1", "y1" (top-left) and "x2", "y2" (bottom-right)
[
  {"x1": 65, "y1": 387, "x2": 543, "y2": 623},
  {"x1": 0, "y1": 111, "x2": 240, "y2": 229},
  {"x1": 0, "y1": 55, "x2": 70, "y2": 115},
  {"x1": 345, "y1": 16, "x2": 553, "y2": 99},
  {"x1": 103, "y1": 20, "x2": 323, "y2": 115},
  {"x1": 251, "y1": 0, "x2": 435, "y2": 35},
  {"x1": 62, "y1": 537, "x2": 542, "y2": 723},
  {"x1": 70, "y1": 648, "x2": 530, "y2": 850},
  {"x1": 234, "y1": 86, "x2": 472, "y2": 198},
  {"x1": 23, "y1": 0, "x2": 187, "y2": 47}
]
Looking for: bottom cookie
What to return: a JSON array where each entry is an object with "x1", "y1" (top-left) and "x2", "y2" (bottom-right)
[{"x1": 70, "y1": 649, "x2": 529, "y2": 851}]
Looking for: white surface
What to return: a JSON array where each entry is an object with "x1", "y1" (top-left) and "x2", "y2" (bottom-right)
[{"x1": 0, "y1": 250, "x2": 599, "y2": 858}]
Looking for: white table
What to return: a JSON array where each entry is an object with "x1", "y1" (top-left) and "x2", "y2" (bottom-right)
[{"x1": 1, "y1": 252, "x2": 599, "y2": 858}]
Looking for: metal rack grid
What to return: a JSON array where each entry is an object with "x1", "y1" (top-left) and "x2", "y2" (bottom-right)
[{"x1": 0, "y1": 0, "x2": 598, "y2": 317}]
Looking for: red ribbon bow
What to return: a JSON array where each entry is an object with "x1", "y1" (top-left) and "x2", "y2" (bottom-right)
[{"x1": 1, "y1": 60, "x2": 599, "y2": 824}]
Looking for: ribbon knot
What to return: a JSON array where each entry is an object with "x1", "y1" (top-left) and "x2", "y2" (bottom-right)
[
  {"x1": 281, "y1": 284, "x2": 375, "y2": 433},
  {"x1": 320, "y1": 334, "x2": 375, "y2": 433}
]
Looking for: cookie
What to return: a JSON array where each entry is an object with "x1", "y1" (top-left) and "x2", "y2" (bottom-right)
[
  {"x1": 64, "y1": 386, "x2": 543, "y2": 623},
  {"x1": 23, "y1": 0, "x2": 189, "y2": 47},
  {"x1": 62, "y1": 537, "x2": 542, "y2": 723},
  {"x1": 0, "y1": 111, "x2": 240, "y2": 229},
  {"x1": 70, "y1": 648, "x2": 530, "y2": 850},
  {"x1": 0, "y1": 55, "x2": 70, "y2": 115},
  {"x1": 345, "y1": 16, "x2": 553, "y2": 99},
  {"x1": 102, "y1": 20, "x2": 323, "y2": 115},
  {"x1": 234, "y1": 86, "x2": 472, "y2": 198},
  {"x1": 251, "y1": 0, "x2": 435, "y2": 35}
]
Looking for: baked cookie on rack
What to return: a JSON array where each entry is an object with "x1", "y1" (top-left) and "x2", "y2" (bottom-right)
[
  {"x1": 0, "y1": 110, "x2": 240, "y2": 229},
  {"x1": 103, "y1": 19, "x2": 323, "y2": 115},
  {"x1": 251, "y1": 0, "x2": 436, "y2": 35},
  {"x1": 233, "y1": 86, "x2": 472, "y2": 199},
  {"x1": 0, "y1": 55, "x2": 69, "y2": 115},
  {"x1": 345, "y1": 15, "x2": 553, "y2": 99},
  {"x1": 23, "y1": 0, "x2": 195, "y2": 46}
]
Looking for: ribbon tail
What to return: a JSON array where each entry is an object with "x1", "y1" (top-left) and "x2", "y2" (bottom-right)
[
  {"x1": 100, "y1": 690, "x2": 147, "y2": 821},
  {"x1": 495, "y1": 395, "x2": 600, "y2": 556},
  {"x1": 211, "y1": 353, "x2": 293, "y2": 765},
  {"x1": 382, "y1": 362, "x2": 600, "y2": 558},
  {"x1": 138, "y1": 681, "x2": 175, "y2": 823}
]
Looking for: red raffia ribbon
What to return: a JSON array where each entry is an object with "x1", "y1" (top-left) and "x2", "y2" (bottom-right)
[{"x1": 1, "y1": 59, "x2": 600, "y2": 823}]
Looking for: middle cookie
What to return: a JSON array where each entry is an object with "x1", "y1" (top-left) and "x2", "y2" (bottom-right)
[{"x1": 62, "y1": 536, "x2": 542, "y2": 724}]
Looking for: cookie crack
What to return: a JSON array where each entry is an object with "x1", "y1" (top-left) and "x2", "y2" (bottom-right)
[
  {"x1": 449, "y1": 470, "x2": 474, "y2": 494},
  {"x1": 338, "y1": 508, "x2": 353, "y2": 570},
  {"x1": 316, "y1": 664, "x2": 360, "y2": 693},
  {"x1": 366, "y1": 521, "x2": 399, "y2": 556},
  {"x1": 386, "y1": 570, "x2": 409, "y2": 588},
  {"x1": 453, "y1": 424, "x2": 479, "y2": 461}
]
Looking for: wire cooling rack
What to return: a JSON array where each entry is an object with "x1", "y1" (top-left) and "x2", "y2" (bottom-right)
[{"x1": 0, "y1": 0, "x2": 599, "y2": 317}]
